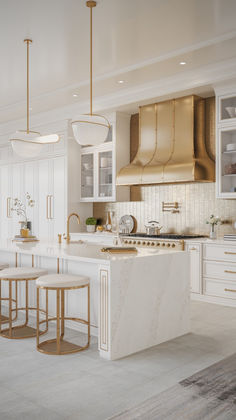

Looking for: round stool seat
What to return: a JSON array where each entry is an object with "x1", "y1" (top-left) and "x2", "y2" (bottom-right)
[
  {"x1": 0, "y1": 264, "x2": 8, "y2": 270},
  {"x1": 36, "y1": 274, "x2": 90, "y2": 289},
  {"x1": 0, "y1": 267, "x2": 47, "y2": 280}
]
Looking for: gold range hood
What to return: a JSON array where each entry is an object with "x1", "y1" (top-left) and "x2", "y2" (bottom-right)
[{"x1": 117, "y1": 95, "x2": 215, "y2": 186}]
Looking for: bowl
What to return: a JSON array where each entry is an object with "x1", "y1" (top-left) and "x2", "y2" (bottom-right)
[
  {"x1": 83, "y1": 163, "x2": 92, "y2": 170},
  {"x1": 225, "y1": 107, "x2": 236, "y2": 118}
]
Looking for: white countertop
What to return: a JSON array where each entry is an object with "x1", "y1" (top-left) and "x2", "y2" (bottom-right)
[{"x1": 0, "y1": 239, "x2": 184, "y2": 265}]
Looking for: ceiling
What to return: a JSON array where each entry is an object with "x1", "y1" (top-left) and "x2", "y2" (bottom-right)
[{"x1": 1, "y1": 0, "x2": 236, "y2": 126}]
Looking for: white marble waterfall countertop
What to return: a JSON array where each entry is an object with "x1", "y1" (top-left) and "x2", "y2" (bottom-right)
[{"x1": 0, "y1": 239, "x2": 185, "y2": 265}]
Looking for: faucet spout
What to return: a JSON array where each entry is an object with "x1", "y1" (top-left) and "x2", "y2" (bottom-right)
[{"x1": 66, "y1": 213, "x2": 80, "y2": 244}]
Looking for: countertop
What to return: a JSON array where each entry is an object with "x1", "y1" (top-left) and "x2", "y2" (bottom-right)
[{"x1": 0, "y1": 239, "x2": 184, "y2": 265}]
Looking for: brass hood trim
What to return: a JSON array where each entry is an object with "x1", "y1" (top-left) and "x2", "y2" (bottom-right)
[{"x1": 117, "y1": 95, "x2": 215, "y2": 186}]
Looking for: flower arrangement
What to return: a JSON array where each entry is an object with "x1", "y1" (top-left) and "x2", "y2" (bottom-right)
[
  {"x1": 11, "y1": 193, "x2": 35, "y2": 224},
  {"x1": 206, "y1": 214, "x2": 221, "y2": 239},
  {"x1": 206, "y1": 214, "x2": 221, "y2": 226}
]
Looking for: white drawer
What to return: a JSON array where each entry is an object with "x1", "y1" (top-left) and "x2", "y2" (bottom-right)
[
  {"x1": 203, "y1": 244, "x2": 236, "y2": 263},
  {"x1": 203, "y1": 261, "x2": 236, "y2": 281},
  {"x1": 204, "y1": 278, "x2": 236, "y2": 300}
]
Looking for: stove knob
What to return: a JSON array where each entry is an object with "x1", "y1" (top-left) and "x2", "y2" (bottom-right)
[
  {"x1": 147, "y1": 242, "x2": 150, "y2": 245},
  {"x1": 162, "y1": 243, "x2": 166, "y2": 247},
  {"x1": 128, "y1": 240, "x2": 132, "y2": 244},
  {"x1": 172, "y1": 243, "x2": 176, "y2": 248},
  {"x1": 142, "y1": 241, "x2": 146, "y2": 245},
  {"x1": 151, "y1": 242, "x2": 155, "y2": 246},
  {"x1": 137, "y1": 241, "x2": 141, "y2": 245},
  {"x1": 167, "y1": 243, "x2": 171, "y2": 247},
  {"x1": 133, "y1": 241, "x2": 136, "y2": 244},
  {"x1": 124, "y1": 240, "x2": 128, "y2": 244},
  {"x1": 156, "y1": 242, "x2": 160, "y2": 246}
]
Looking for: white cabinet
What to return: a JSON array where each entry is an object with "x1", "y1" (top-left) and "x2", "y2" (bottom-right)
[
  {"x1": 38, "y1": 156, "x2": 66, "y2": 240},
  {"x1": 80, "y1": 112, "x2": 130, "y2": 202},
  {"x1": 216, "y1": 90, "x2": 236, "y2": 198},
  {"x1": 186, "y1": 242, "x2": 202, "y2": 294},
  {"x1": 0, "y1": 165, "x2": 12, "y2": 239}
]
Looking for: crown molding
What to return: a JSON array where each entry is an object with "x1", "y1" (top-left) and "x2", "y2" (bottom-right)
[{"x1": 1, "y1": 57, "x2": 236, "y2": 145}]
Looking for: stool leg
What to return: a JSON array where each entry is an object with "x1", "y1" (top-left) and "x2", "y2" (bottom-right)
[
  {"x1": 46, "y1": 289, "x2": 48, "y2": 332},
  {"x1": 61, "y1": 289, "x2": 65, "y2": 339},
  {"x1": 88, "y1": 284, "x2": 90, "y2": 346},
  {"x1": 9, "y1": 280, "x2": 12, "y2": 338},
  {"x1": 0, "y1": 280, "x2": 2, "y2": 332},
  {"x1": 36, "y1": 287, "x2": 40, "y2": 348},
  {"x1": 14, "y1": 280, "x2": 18, "y2": 321},
  {"x1": 25, "y1": 279, "x2": 29, "y2": 326},
  {"x1": 56, "y1": 289, "x2": 60, "y2": 354}
]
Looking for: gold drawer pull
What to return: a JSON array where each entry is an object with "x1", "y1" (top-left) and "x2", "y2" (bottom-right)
[
  {"x1": 189, "y1": 247, "x2": 197, "y2": 251},
  {"x1": 224, "y1": 252, "x2": 236, "y2": 255},
  {"x1": 225, "y1": 288, "x2": 236, "y2": 293},
  {"x1": 224, "y1": 270, "x2": 236, "y2": 274}
]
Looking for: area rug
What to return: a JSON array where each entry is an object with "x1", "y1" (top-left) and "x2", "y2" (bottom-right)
[{"x1": 110, "y1": 353, "x2": 236, "y2": 420}]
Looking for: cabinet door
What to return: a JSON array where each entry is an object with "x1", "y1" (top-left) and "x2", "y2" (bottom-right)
[
  {"x1": 38, "y1": 160, "x2": 50, "y2": 240},
  {"x1": 24, "y1": 161, "x2": 38, "y2": 236},
  {"x1": 52, "y1": 156, "x2": 66, "y2": 239},
  {"x1": 0, "y1": 165, "x2": 12, "y2": 239},
  {"x1": 187, "y1": 243, "x2": 202, "y2": 294},
  {"x1": 98, "y1": 150, "x2": 114, "y2": 199},
  {"x1": 11, "y1": 163, "x2": 24, "y2": 238},
  {"x1": 81, "y1": 152, "x2": 94, "y2": 200}
]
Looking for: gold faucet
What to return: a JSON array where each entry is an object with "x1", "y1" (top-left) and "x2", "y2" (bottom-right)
[{"x1": 64, "y1": 213, "x2": 80, "y2": 244}]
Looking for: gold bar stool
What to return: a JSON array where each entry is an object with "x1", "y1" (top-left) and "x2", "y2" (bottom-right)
[
  {"x1": 36, "y1": 274, "x2": 90, "y2": 355},
  {"x1": 0, "y1": 264, "x2": 10, "y2": 323},
  {"x1": 0, "y1": 267, "x2": 48, "y2": 339}
]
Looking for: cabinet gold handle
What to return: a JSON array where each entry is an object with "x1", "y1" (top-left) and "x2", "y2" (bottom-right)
[
  {"x1": 225, "y1": 288, "x2": 236, "y2": 293},
  {"x1": 46, "y1": 195, "x2": 49, "y2": 219},
  {"x1": 189, "y1": 247, "x2": 197, "y2": 251},
  {"x1": 7, "y1": 197, "x2": 11, "y2": 218},
  {"x1": 224, "y1": 270, "x2": 236, "y2": 274},
  {"x1": 49, "y1": 195, "x2": 53, "y2": 219},
  {"x1": 224, "y1": 252, "x2": 236, "y2": 255}
]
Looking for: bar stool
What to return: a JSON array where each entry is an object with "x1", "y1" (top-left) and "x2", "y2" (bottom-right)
[
  {"x1": 0, "y1": 264, "x2": 9, "y2": 323},
  {"x1": 36, "y1": 274, "x2": 90, "y2": 355},
  {"x1": 0, "y1": 267, "x2": 48, "y2": 339}
]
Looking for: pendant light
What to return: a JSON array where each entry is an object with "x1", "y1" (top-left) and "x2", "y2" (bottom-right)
[
  {"x1": 71, "y1": 1, "x2": 110, "y2": 146},
  {"x1": 10, "y1": 39, "x2": 60, "y2": 158}
]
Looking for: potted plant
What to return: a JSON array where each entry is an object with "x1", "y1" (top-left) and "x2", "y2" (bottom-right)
[
  {"x1": 206, "y1": 214, "x2": 221, "y2": 239},
  {"x1": 86, "y1": 217, "x2": 97, "y2": 233}
]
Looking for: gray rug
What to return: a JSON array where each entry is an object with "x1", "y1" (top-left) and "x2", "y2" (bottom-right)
[{"x1": 110, "y1": 353, "x2": 236, "y2": 420}]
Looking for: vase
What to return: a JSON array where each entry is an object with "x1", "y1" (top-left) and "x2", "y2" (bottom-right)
[
  {"x1": 27, "y1": 221, "x2": 32, "y2": 235},
  {"x1": 210, "y1": 224, "x2": 216, "y2": 239},
  {"x1": 86, "y1": 225, "x2": 96, "y2": 233}
]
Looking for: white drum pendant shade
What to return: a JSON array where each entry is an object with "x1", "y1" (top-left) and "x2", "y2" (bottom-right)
[
  {"x1": 10, "y1": 130, "x2": 43, "y2": 158},
  {"x1": 72, "y1": 114, "x2": 109, "y2": 146}
]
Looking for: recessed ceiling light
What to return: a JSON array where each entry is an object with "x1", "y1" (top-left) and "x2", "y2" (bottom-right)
[
  {"x1": 118, "y1": 80, "x2": 124, "y2": 84},
  {"x1": 73, "y1": 93, "x2": 78, "y2": 97},
  {"x1": 179, "y1": 61, "x2": 186, "y2": 65}
]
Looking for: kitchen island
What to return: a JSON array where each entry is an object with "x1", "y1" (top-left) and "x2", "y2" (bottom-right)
[{"x1": 0, "y1": 240, "x2": 190, "y2": 360}]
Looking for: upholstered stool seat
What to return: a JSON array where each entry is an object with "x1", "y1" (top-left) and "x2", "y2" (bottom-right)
[
  {"x1": 0, "y1": 264, "x2": 9, "y2": 323},
  {"x1": 36, "y1": 273, "x2": 90, "y2": 355},
  {"x1": 36, "y1": 274, "x2": 90, "y2": 288},
  {"x1": 0, "y1": 267, "x2": 48, "y2": 339}
]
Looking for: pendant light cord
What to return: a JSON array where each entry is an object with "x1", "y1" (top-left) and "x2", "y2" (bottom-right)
[
  {"x1": 24, "y1": 39, "x2": 32, "y2": 133},
  {"x1": 90, "y1": 4, "x2": 93, "y2": 116}
]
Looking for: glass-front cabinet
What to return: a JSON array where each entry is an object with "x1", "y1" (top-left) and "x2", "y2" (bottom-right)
[
  {"x1": 80, "y1": 113, "x2": 130, "y2": 202},
  {"x1": 216, "y1": 90, "x2": 236, "y2": 198}
]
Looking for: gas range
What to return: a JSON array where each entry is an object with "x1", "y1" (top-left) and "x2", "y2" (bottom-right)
[{"x1": 120, "y1": 233, "x2": 205, "y2": 251}]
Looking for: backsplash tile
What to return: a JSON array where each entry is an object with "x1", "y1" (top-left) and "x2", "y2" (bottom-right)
[{"x1": 93, "y1": 182, "x2": 236, "y2": 236}]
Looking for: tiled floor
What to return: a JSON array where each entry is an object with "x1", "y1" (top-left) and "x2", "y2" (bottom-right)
[{"x1": 1, "y1": 301, "x2": 236, "y2": 420}]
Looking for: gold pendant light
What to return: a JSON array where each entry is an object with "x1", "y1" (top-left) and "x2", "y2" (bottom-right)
[
  {"x1": 71, "y1": 1, "x2": 110, "y2": 146},
  {"x1": 10, "y1": 39, "x2": 60, "y2": 158}
]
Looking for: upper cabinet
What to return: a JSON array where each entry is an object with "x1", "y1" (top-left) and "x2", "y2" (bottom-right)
[
  {"x1": 80, "y1": 112, "x2": 130, "y2": 202},
  {"x1": 216, "y1": 90, "x2": 236, "y2": 198}
]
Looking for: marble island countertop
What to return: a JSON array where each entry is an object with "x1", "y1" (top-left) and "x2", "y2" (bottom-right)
[{"x1": 0, "y1": 239, "x2": 184, "y2": 265}]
